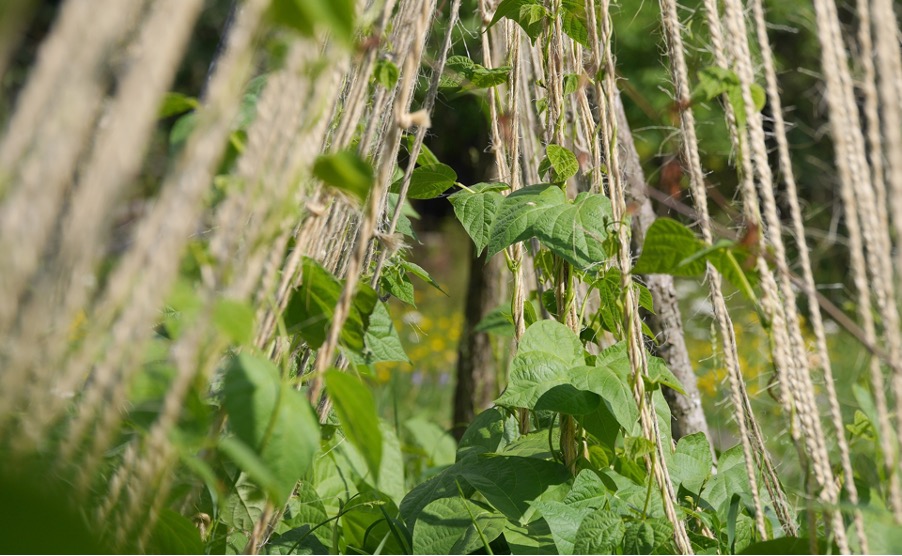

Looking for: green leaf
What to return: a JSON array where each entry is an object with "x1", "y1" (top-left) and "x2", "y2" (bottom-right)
[
  {"x1": 533, "y1": 501, "x2": 591, "y2": 554},
  {"x1": 443, "y1": 55, "x2": 512, "y2": 89},
  {"x1": 146, "y1": 509, "x2": 205, "y2": 554},
  {"x1": 560, "y1": 0, "x2": 590, "y2": 47},
  {"x1": 591, "y1": 343, "x2": 641, "y2": 428},
  {"x1": 325, "y1": 370, "x2": 383, "y2": 481},
  {"x1": 222, "y1": 354, "x2": 320, "y2": 504},
  {"x1": 449, "y1": 183, "x2": 507, "y2": 255},
  {"x1": 533, "y1": 191, "x2": 612, "y2": 270},
  {"x1": 623, "y1": 521, "x2": 657, "y2": 554},
  {"x1": 218, "y1": 436, "x2": 282, "y2": 501},
  {"x1": 401, "y1": 260, "x2": 447, "y2": 294},
  {"x1": 158, "y1": 92, "x2": 198, "y2": 119},
  {"x1": 284, "y1": 257, "x2": 377, "y2": 350},
  {"x1": 213, "y1": 298, "x2": 256, "y2": 345},
  {"x1": 519, "y1": 319, "x2": 585, "y2": 366},
  {"x1": 692, "y1": 67, "x2": 766, "y2": 129},
  {"x1": 474, "y1": 304, "x2": 515, "y2": 337},
  {"x1": 488, "y1": 0, "x2": 548, "y2": 42},
  {"x1": 169, "y1": 112, "x2": 197, "y2": 149},
  {"x1": 701, "y1": 444, "x2": 753, "y2": 515},
  {"x1": 235, "y1": 75, "x2": 268, "y2": 130},
  {"x1": 386, "y1": 192, "x2": 419, "y2": 240},
  {"x1": 380, "y1": 266, "x2": 415, "y2": 306},
  {"x1": 268, "y1": 0, "x2": 355, "y2": 46},
  {"x1": 503, "y1": 520, "x2": 558, "y2": 554},
  {"x1": 486, "y1": 184, "x2": 567, "y2": 257},
  {"x1": 265, "y1": 526, "x2": 329, "y2": 555},
  {"x1": 405, "y1": 417, "x2": 457, "y2": 468},
  {"x1": 313, "y1": 149, "x2": 373, "y2": 203},
  {"x1": 633, "y1": 217, "x2": 707, "y2": 276},
  {"x1": 562, "y1": 73, "x2": 580, "y2": 96},
  {"x1": 284, "y1": 258, "x2": 342, "y2": 347},
  {"x1": 570, "y1": 365, "x2": 638, "y2": 430},
  {"x1": 669, "y1": 432, "x2": 713, "y2": 495},
  {"x1": 646, "y1": 355, "x2": 686, "y2": 394},
  {"x1": 457, "y1": 407, "x2": 521, "y2": 458},
  {"x1": 533, "y1": 479, "x2": 608, "y2": 555},
  {"x1": 361, "y1": 301, "x2": 409, "y2": 364},
  {"x1": 739, "y1": 537, "x2": 829, "y2": 555},
  {"x1": 374, "y1": 59, "x2": 399, "y2": 89},
  {"x1": 413, "y1": 497, "x2": 505, "y2": 555},
  {"x1": 534, "y1": 384, "x2": 601, "y2": 415},
  {"x1": 460, "y1": 456, "x2": 570, "y2": 521},
  {"x1": 693, "y1": 66, "x2": 739, "y2": 102},
  {"x1": 496, "y1": 351, "x2": 575, "y2": 409},
  {"x1": 391, "y1": 163, "x2": 457, "y2": 199},
  {"x1": 405, "y1": 134, "x2": 441, "y2": 166},
  {"x1": 545, "y1": 144, "x2": 580, "y2": 181},
  {"x1": 573, "y1": 510, "x2": 624, "y2": 554},
  {"x1": 222, "y1": 473, "x2": 267, "y2": 531}
]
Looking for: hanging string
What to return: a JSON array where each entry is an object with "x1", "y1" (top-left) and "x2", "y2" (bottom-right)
[
  {"x1": 57, "y1": 0, "x2": 272, "y2": 493},
  {"x1": 810, "y1": 0, "x2": 902, "y2": 521},
  {"x1": 306, "y1": 0, "x2": 434, "y2": 414},
  {"x1": 657, "y1": 0, "x2": 782, "y2": 539},
  {"x1": 590, "y1": 0, "x2": 693, "y2": 550},
  {"x1": 871, "y1": 0, "x2": 902, "y2": 279},
  {"x1": 749, "y1": 0, "x2": 867, "y2": 547}
]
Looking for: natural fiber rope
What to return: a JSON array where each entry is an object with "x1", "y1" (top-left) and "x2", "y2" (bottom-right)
[
  {"x1": 0, "y1": 0, "x2": 145, "y2": 339},
  {"x1": 872, "y1": 0, "x2": 902, "y2": 279},
  {"x1": 810, "y1": 0, "x2": 902, "y2": 520},
  {"x1": 658, "y1": 0, "x2": 776, "y2": 539},
  {"x1": 57, "y1": 0, "x2": 271, "y2": 491},
  {"x1": 9, "y1": 0, "x2": 205, "y2": 448},
  {"x1": 858, "y1": 0, "x2": 902, "y2": 462},
  {"x1": 717, "y1": 0, "x2": 846, "y2": 549},
  {"x1": 700, "y1": 0, "x2": 812, "y2": 534},
  {"x1": 750, "y1": 0, "x2": 866, "y2": 547},
  {"x1": 97, "y1": 43, "x2": 337, "y2": 549},
  {"x1": 306, "y1": 0, "x2": 433, "y2": 412},
  {"x1": 370, "y1": 0, "x2": 462, "y2": 289},
  {"x1": 592, "y1": 0, "x2": 692, "y2": 550}
]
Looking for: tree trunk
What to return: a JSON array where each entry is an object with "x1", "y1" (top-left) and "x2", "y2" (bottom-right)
[
  {"x1": 615, "y1": 93, "x2": 713, "y2": 445},
  {"x1": 452, "y1": 245, "x2": 503, "y2": 440}
]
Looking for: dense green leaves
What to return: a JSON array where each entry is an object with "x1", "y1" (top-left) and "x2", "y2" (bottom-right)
[
  {"x1": 460, "y1": 456, "x2": 570, "y2": 522},
  {"x1": 222, "y1": 354, "x2": 320, "y2": 505}
]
